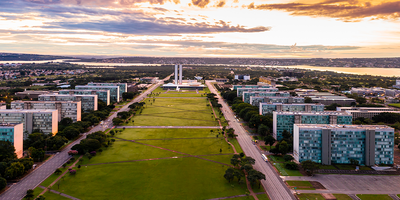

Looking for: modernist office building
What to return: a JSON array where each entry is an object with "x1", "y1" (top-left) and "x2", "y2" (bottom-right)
[
  {"x1": 273, "y1": 111, "x2": 352, "y2": 140},
  {"x1": 0, "y1": 110, "x2": 58, "y2": 138},
  {"x1": 237, "y1": 88, "x2": 279, "y2": 97},
  {"x1": 260, "y1": 103, "x2": 324, "y2": 115},
  {"x1": 242, "y1": 92, "x2": 290, "y2": 104},
  {"x1": 293, "y1": 124, "x2": 394, "y2": 166},
  {"x1": 250, "y1": 96, "x2": 305, "y2": 107},
  {"x1": 11, "y1": 101, "x2": 81, "y2": 122},
  {"x1": 59, "y1": 89, "x2": 110, "y2": 105},
  {"x1": 0, "y1": 123, "x2": 24, "y2": 158},
  {"x1": 87, "y1": 82, "x2": 127, "y2": 100},
  {"x1": 39, "y1": 94, "x2": 98, "y2": 112},
  {"x1": 232, "y1": 85, "x2": 273, "y2": 90},
  {"x1": 75, "y1": 85, "x2": 120, "y2": 102}
]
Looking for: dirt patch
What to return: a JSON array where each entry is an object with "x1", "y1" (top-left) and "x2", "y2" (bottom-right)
[
  {"x1": 309, "y1": 181, "x2": 326, "y2": 190},
  {"x1": 321, "y1": 193, "x2": 336, "y2": 200}
]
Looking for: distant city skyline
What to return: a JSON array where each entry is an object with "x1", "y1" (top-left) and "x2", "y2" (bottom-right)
[{"x1": 0, "y1": 0, "x2": 399, "y2": 58}]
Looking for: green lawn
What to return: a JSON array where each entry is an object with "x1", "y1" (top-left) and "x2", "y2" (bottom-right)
[
  {"x1": 148, "y1": 86, "x2": 210, "y2": 97},
  {"x1": 51, "y1": 157, "x2": 249, "y2": 200},
  {"x1": 273, "y1": 163, "x2": 303, "y2": 176},
  {"x1": 335, "y1": 164, "x2": 356, "y2": 170},
  {"x1": 318, "y1": 164, "x2": 337, "y2": 170},
  {"x1": 297, "y1": 193, "x2": 325, "y2": 200},
  {"x1": 256, "y1": 194, "x2": 270, "y2": 200},
  {"x1": 228, "y1": 138, "x2": 244, "y2": 153},
  {"x1": 42, "y1": 191, "x2": 71, "y2": 200},
  {"x1": 267, "y1": 155, "x2": 285, "y2": 163},
  {"x1": 389, "y1": 103, "x2": 400, "y2": 108},
  {"x1": 230, "y1": 196, "x2": 255, "y2": 200},
  {"x1": 333, "y1": 194, "x2": 353, "y2": 200},
  {"x1": 126, "y1": 98, "x2": 218, "y2": 126},
  {"x1": 200, "y1": 154, "x2": 234, "y2": 165},
  {"x1": 32, "y1": 187, "x2": 44, "y2": 198},
  {"x1": 40, "y1": 167, "x2": 68, "y2": 187},
  {"x1": 88, "y1": 140, "x2": 181, "y2": 164},
  {"x1": 117, "y1": 128, "x2": 219, "y2": 140},
  {"x1": 357, "y1": 194, "x2": 393, "y2": 200},
  {"x1": 260, "y1": 146, "x2": 272, "y2": 151},
  {"x1": 141, "y1": 138, "x2": 234, "y2": 155},
  {"x1": 286, "y1": 181, "x2": 315, "y2": 190}
]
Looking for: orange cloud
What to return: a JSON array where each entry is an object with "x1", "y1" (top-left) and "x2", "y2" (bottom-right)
[
  {"x1": 247, "y1": 0, "x2": 400, "y2": 21},
  {"x1": 192, "y1": 0, "x2": 210, "y2": 8}
]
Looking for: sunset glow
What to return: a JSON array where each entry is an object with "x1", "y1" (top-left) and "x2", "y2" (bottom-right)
[{"x1": 0, "y1": 0, "x2": 399, "y2": 57}]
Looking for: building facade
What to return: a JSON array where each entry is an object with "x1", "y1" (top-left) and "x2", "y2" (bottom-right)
[
  {"x1": 273, "y1": 111, "x2": 352, "y2": 140},
  {"x1": 237, "y1": 88, "x2": 279, "y2": 97},
  {"x1": 0, "y1": 123, "x2": 24, "y2": 158},
  {"x1": 260, "y1": 103, "x2": 324, "y2": 115},
  {"x1": 0, "y1": 110, "x2": 58, "y2": 138},
  {"x1": 250, "y1": 96, "x2": 305, "y2": 107},
  {"x1": 242, "y1": 92, "x2": 290, "y2": 104},
  {"x1": 87, "y1": 82, "x2": 127, "y2": 100},
  {"x1": 293, "y1": 124, "x2": 394, "y2": 166},
  {"x1": 232, "y1": 85, "x2": 273, "y2": 90},
  {"x1": 39, "y1": 94, "x2": 98, "y2": 112},
  {"x1": 11, "y1": 101, "x2": 81, "y2": 122},
  {"x1": 75, "y1": 85, "x2": 120, "y2": 102},
  {"x1": 234, "y1": 74, "x2": 250, "y2": 80},
  {"x1": 58, "y1": 89, "x2": 110, "y2": 105}
]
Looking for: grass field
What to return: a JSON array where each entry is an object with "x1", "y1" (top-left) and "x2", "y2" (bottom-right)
[
  {"x1": 297, "y1": 194, "x2": 325, "y2": 200},
  {"x1": 357, "y1": 194, "x2": 392, "y2": 200},
  {"x1": 148, "y1": 86, "x2": 210, "y2": 98},
  {"x1": 286, "y1": 181, "x2": 315, "y2": 190},
  {"x1": 333, "y1": 194, "x2": 353, "y2": 200},
  {"x1": 229, "y1": 138, "x2": 244, "y2": 153},
  {"x1": 116, "y1": 128, "x2": 219, "y2": 140},
  {"x1": 43, "y1": 191, "x2": 71, "y2": 200},
  {"x1": 48, "y1": 158, "x2": 248, "y2": 200},
  {"x1": 389, "y1": 103, "x2": 400, "y2": 108},
  {"x1": 126, "y1": 98, "x2": 218, "y2": 126},
  {"x1": 256, "y1": 194, "x2": 270, "y2": 200},
  {"x1": 267, "y1": 155, "x2": 302, "y2": 176}
]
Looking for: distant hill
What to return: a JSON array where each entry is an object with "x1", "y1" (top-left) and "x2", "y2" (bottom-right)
[{"x1": 0, "y1": 53, "x2": 73, "y2": 61}]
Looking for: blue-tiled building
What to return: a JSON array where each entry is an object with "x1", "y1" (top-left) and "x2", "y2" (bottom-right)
[
  {"x1": 273, "y1": 111, "x2": 352, "y2": 140},
  {"x1": 250, "y1": 96, "x2": 305, "y2": 107},
  {"x1": 243, "y1": 92, "x2": 290, "y2": 104},
  {"x1": 59, "y1": 89, "x2": 110, "y2": 105},
  {"x1": 0, "y1": 123, "x2": 24, "y2": 158},
  {"x1": 237, "y1": 88, "x2": 279, "y2": 97},
  {"x1": 259, "y1": 103, "x2": 324, "y2": 115},
  {"x1": 87, "y1": 82, "x2": 127, "y2": 100},
  {"x1": 293, "y1": 124, "x2": 394, "y2": 166},
  {"x1": 76, "y1": 85, "x2": 120, "y2": 102}
]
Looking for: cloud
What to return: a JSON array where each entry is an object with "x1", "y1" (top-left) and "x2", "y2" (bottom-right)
[
  {"x1": 216, "y1": 1, "x2": 225, "y2": 7},
  {"x1": 192, "y1": 0, "x2": 210, "y2": 8},
  {"x1": 45, "y1": 17, "x2": 270, "y2": 35},
  {"x1": 247, "y1": 0, "x2": 400, "y2": 21},
  {"x1": 24, "y1": 0, "x2": 179, "y2": 6}
]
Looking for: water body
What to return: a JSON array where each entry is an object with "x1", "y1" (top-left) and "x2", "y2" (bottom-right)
[{"x1": 1, "y1": 59, "x2": 399, "y2": 77}]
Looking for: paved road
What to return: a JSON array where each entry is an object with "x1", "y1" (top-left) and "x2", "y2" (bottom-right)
[
  {"x1": 116, "y1": 126, "x2": 221, "y2": 129},
  {"x1": 284, "y1": 175, "x2": 400, "y2": 194},
  {"x1": 206, "y1": 81, "x2": 296, "y2": 200},
  {"x1": 0, "y1": 76, "x2": 171, "y2": 200}
]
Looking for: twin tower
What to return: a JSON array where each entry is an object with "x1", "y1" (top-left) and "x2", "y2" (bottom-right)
[{"x1": 174, "y1": 64, "x2": 183, "y2": 85}]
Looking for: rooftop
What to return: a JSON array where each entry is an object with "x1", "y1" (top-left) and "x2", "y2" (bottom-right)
[
  {"x1": 295, "y1": 124, "x2": 394, "y2": 130},
  {"x1": 274, "y1": 111, "x2": 352, "y2": 116},
  {"x1": 0, "y1": 123, "x2": 23, "y2": 127},
  {"x1": 0, "y1": 109, "x2": 58, "y2": 113}
]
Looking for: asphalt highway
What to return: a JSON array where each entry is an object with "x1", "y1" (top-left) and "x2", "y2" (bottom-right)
[
  {"x1": 0, "y1": 76, "x2": 170, "y2": 200},
  {"x1": 206, "y1": 80, "x2": 296, "y2": 200}
]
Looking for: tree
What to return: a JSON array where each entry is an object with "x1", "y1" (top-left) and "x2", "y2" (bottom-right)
[
  {"x1": 285, "y1": 162, "x2": 298, "y2": 170},
  {"x1": 282, "y1": 130, "x2": 291, "y2": 141},
  {"x1": 24, "y1": 189, "x2": 34, "y2": 200},
  {"x1": 5, "y1": 162, "x2": 25, "y2": 179},
  {"x1": 350, "y1": 159, "x2": 359, "y2": 166},
  {"x1": 81, "y1": 139, "x2": 101, "y2": 152},
  {"x1": 0, "y1": 162, "x2": 7, "y2": 177},
  {"x1": 233, "y1": 169, "x2": 243, "y2": 184},
  {"x1": 35, "y1": 195, "x2": 45, "y2": 200},
  {"x1": 0, "y1": 141, "x2": 16, "y2": 162},
  {"x1": 279, "y1": 141, "x2": 289, "y2": 155},
  {"x1": 242, "y1": 157, "x2": 256, "y2": 165},
  {"x1": 0, "y1": 176, "x2": 6, "y2": 191},
  {"x1": 54, "y1": 168, "x2": 62, "y2": 175},
  {"x1": 301, "y1": 160, "x2": 320, "y2": 176},
  {"x1": 258, "y1": 124, "x2": 270, "y2": 136},
  {"x1": 325, "y1": 103, "x2": 341, "y2": 111},
  {"x1": 283, "y1": 155, "x2": 294, "y2": 162},
  {"x1": 230, "y1": 157, "x2": 240, "y2": 167},
  {"x1": 223, "y1": 168, "x2": 235, "y2": 183},
  {"x1": 241, "y1": 164, "x2": 253, "y2": 172},
  {"x1": 112, "y1": 118, "x2": 123, "y2": 126},
  {"x1": 248, "y1": 169, "x2": 266, "y2": 188},
  {"x1": 28, "y1": 147, "x2": 45, "y2": 162},
  {"x1": 60, "y1": 117, "x2": 73, "y2": 127},
  {"x1": 61, "y1": 127, "x2": 80, "y2": 140},
  {"x1": 304, "y1": 97, "x2": 312, "y2": 103},
  {"x1": 264, "y1": 135, "x2": 275, "y2": 149},
  {"x1": 122, "y1": 92, "x2": 135, "y2": 100}
]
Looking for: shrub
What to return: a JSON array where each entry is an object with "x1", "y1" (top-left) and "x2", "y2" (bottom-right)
[
  {"x1": 70, "y1": 157, "x2": 75, "y2": 161},
  {"x1": 283, "y1": 155, "x2": 294, "y2": 162},
  {"x1": 285, "y1": 162, "x2": 298, "y2": 170},
  {"x1": 68, "y1": 150, "x2": 78, "y2": 155},
  {"x1": 90, "y1": 151, "x2": 96, "y2": 156},
  {"x1": 69, "y1": 169, "x2": 76, "y2": 175}
]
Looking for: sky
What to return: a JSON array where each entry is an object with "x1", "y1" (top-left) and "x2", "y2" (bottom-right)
[{"x1": 0, "y1": 0, "x2": 399, "y2": 58}]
